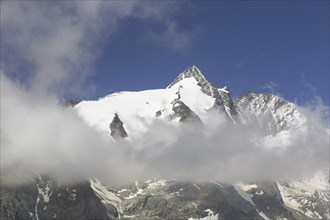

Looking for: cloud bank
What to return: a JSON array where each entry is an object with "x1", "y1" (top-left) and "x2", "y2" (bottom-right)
[
  {"x1": 1, "y1": 72, "x2": 328, "y2": 185},
  {"x1": 1, "y1": 2, "x2": 329, "y2": 185}
]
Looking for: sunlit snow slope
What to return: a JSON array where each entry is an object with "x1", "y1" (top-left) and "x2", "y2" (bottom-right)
[{"x1": 75, "y1": 76, "x2": 214, "y2": 139}]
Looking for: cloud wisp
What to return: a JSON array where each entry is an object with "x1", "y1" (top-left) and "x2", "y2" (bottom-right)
[
  {"x1": 147, "y1": 21, "x2": 198, "y2": 51},
  {"x1": 261, "y1": 82, "x2": 279, "y2": 94}
]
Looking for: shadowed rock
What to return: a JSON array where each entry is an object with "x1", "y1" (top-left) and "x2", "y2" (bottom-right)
[
  {"x1": 171, "y1": 100, "x2": 202, "y2": 124},
  {"x1": 109, "y1": 113, "x2": 128, "y2": 139}
]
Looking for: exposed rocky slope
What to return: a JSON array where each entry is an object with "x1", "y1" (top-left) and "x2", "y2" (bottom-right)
[{"x1": 1, "y1": 175, "x2": 110, "y2": 220}]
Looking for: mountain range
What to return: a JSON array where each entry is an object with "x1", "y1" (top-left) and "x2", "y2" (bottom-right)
[{"x1": 1, "y1": 66, "x2": 329, "y2": 220}]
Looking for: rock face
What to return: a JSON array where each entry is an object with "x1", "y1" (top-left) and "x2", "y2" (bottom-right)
[
  {"x1": 109, "y1": 113, "x2": 128, "y2": 139},
  {"x1": 0, "y1": 181, "x2": 38, "y2": 220},
  {"x1": 236, "y1": 92, "x2": 306, "y2": 135},
  {"x1": 209, "y1": 85, "x2": 240, "y2": 123},
  {"x1": 171, "y1": 99, "x2": 202, "y2": 124},
  {"x1": 2, "y1": 175, "x2": 329, "y2": 220},
  {"x1": 89, "y1": 179, "x2": 306, "y2": 220},
  {"x1": 0, "y1": 175, "x2": 110, "y2": 220},
  {"x1": 209, "y1": 84, "x2": 226, "y2": 113},
  {"x1": 218, "y1": 86, "x2": 239, "y2": 123},
  {"x1": 168, "y1": 65, "x2": 214, "y2": 97},
  {"x1": 168, "y1": 65, "x2": 240, "y2": 124}
]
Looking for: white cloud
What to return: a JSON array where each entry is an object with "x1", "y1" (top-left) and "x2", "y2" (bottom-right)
[
  {"x1": 0, "y1": 1, "x2": 189, "y2": 96},
  {"x1": 1, "y1": 72, "x2": 328, "y2": 185},
  {"x1": 1, "y1": 1, "x2": 107, "y2": 95},
  {"x1": 261, "y1": 81, "x2": 278, "y2": 93},
  {"x1": 147, "y1": 21, "x2": 197, "y2": 51}
]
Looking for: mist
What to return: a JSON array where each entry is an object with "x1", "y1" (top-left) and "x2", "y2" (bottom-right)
[
  {"x1": 1, "y1": 1, "x2": 329, "y2": 185},
  {"x1": 1, "y1": 72, "x2": 329, "y2": 185}
]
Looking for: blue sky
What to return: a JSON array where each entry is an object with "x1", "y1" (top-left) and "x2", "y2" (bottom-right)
[
  {"x1": 1, "y1": 1, "x2": 329, "y2": 105},
  {"x1": 92, "y1": 1, "x2": 329, "y2": 105}
]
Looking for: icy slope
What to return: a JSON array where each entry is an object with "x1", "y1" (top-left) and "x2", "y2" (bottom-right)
[{"x1": 75, "y1": 77, "x2": 214, "y2": 140}]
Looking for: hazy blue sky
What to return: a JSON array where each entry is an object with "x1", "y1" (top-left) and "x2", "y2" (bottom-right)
[
  {"x1": 93, "y1": 1, "x2": 329, "y2": 105},
  {"x1": 1, "y1": 1, "x2": 329, "y2": 105}
]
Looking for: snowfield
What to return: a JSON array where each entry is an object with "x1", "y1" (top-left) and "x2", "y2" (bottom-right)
[{"x1": 75, "y1": 77, "x2": 214, "y2": 140}]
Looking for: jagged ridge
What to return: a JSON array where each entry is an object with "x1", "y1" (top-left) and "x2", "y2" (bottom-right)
[
  {"x1": 167, "y1": 65, "x2": 214, "y2": 97},
  {"x1": 236, "y1": 92, "x2": 306, "y2": 134}
]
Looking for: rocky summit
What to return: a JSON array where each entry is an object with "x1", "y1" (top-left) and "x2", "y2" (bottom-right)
[{"x1": 1, "y1": 66, "x2": 329, "y2": 220}]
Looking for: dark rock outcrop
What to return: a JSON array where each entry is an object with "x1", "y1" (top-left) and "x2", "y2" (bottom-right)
[
  {"x1": 209, "y1": 83, "x2": 226, "y2": 113},
  {"x1": 171, "y1": 100, "x2": 202, "y2": 124},
  {"x1": 109, "y1": 113, "x2": 128, "y2": 139},
  {"x1": 218, "y1": 86, "x2": 239, "y2": 123},
  {"x1": 155, "y1": 110, "x2": 162, "y2": 117}
]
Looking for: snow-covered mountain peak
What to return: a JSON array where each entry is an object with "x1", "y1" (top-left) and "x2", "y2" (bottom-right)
[
  {"x1": 74, "y1": 67, "x2": 310, "y2": 140},
  {"x1": 167, "y1": 65, "x2": 214, "y2": 96},
  {"x1": 74, "y1": 76, "x2": 214, "y2": 140}
]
